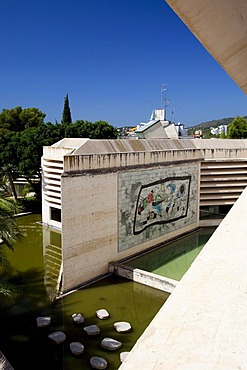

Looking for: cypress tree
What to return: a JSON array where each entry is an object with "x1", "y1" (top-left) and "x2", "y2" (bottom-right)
[{"x1": 61, "y1": 94, "x2": 72, "y2": 124}]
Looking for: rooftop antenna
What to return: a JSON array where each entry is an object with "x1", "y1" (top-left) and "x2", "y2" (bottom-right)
[
  {"x1": 160, "y1": 83, "x2": 169, "y2": 120},
  {"x1": 171, "y1": 107, "x2": 176, "y2": 123}
]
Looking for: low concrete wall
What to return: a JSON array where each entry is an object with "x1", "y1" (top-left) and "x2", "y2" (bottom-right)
[
  {"x1": 109, "y1": 262, "x2": 178, "y2": 294},
  {"x1": 199, "y1": 219, "x2": 222, "y2": 227}
]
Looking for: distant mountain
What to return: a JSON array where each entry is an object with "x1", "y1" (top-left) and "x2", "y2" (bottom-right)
[{"x1": 188, "y1": 116, "x2": 247, "y2": 131}]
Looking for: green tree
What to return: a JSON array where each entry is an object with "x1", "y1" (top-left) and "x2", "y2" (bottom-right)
[
  {"x1": 1, "y1": 164, "x2": 18, "y2": 201},
  {"x1": 17, "y1": 123, "x2": 64, "y2": 182},
  {"x1": 0, "y1": 130, "x2": 19, "y2": 199},
  {"x1": 0, "y1": 104, "x2": 117, "y2": 203},
  {"x1": 65, "y1": 120, "x2": 117, "y2": 139},
  {"x1": 92, "y1": 120, "x2": 118, "y2": 139},
  {"x1": 0, "y1": 178, "x2": 20, "y2": 248},
  {"x1": 19, "y1": 108, "x2": 46, "y2": 128},
  {"x1": 61, "y1": 94, "x2": 72, "y2": 125},
  {"x1": 0, "y1": 178, "x2": 21, "y2": 301},
  {"x1": 68, "y1": 120, "x2": 93, "y2": 137},
  {"x1": 227, "y1": 116, "x2": 247, "y2": 138},
  {"x1": 0, "y1": 106, "x2": 23, "y2": 131},
  {"x1": 0, "y1": 107, "x2": 45, "y2": 132}
]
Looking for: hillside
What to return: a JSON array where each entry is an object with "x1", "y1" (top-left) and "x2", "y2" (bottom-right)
[{"x1": 188, "y1": 116, "x2": 247, "y2": 131}]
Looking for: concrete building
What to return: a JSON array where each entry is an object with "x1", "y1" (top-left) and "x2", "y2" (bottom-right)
[
  {"x1": 42, "y1": 138, "x2": 247, "y2": 293},
  {"x1": 135, "y1": 109, "x2": 188, "y2": 139},
  {"x1": 211, "y1": 125, "x2": 228, "y2": 136}
]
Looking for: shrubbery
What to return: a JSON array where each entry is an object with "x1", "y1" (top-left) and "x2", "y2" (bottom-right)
[{"x1": 17, "y1": 196, "x2": 41, "y2": 213}]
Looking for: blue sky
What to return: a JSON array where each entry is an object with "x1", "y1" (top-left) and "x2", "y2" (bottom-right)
[{"x1": 0, "y1": 0, "x2": 246, "y2": 128}]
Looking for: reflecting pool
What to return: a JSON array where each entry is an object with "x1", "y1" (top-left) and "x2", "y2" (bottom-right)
[
  {"x1": 125, "y1": 228, "x2": 215, "y2": 281},
  {"x1": 0, "y1": 214, "x2": 168, "y2": 370}
]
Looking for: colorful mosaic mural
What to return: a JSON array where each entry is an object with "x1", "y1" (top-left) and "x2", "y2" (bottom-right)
[
  {"x1": 133, "y1": 176, "x2": 191, "y2": 234},
  {"x1": 118, "y1": 165, "x2": 198, "y2": 252}
]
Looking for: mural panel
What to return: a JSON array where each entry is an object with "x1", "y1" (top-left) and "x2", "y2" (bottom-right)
[
  {"x1": 133, "y1": 176, "x2": 191, "y2": 234},
  {"x1": 118, "y1": 164, "x2": 198, "y2": 252}
]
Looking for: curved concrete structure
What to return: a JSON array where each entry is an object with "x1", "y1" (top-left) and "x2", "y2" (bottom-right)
[
  {"x1": 119, "y1": 187, "x2": 247, "y2": 369},
  {"x1": 165, "y1": 0, "x2": 247, "y2": 93}
]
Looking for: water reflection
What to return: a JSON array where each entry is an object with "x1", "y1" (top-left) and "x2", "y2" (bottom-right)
[
  {"x1": 0, "y1": 214, "x2": 167, "y2": 370},
  {"x1": 126, "y1": 228, "x2": 215, "y2": 281},
  {"x1": 43, "y1": 226, "x2": 63, "y2": 300}
]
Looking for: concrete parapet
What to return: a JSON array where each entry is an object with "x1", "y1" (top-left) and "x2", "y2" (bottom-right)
[{"x1": 63, "y1": 150, "x2": 202, "y2": 173}]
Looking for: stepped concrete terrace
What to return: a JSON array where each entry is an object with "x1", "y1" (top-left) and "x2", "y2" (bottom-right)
[{"x1": 119, "y1": 186, "x2": 247, "y2": 369}]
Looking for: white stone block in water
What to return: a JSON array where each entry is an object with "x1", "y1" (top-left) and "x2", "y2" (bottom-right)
[
  {"x1": 36, "y1": 316, "x2": 51, "y2": 327},
  {"x1": 96, "y1": 309, "x2": 109, "y2": 319},
  {"x1": 48, "y1": 331, "x2": 66, "y2": 344},
  {"x1": 90, "y1": 356, "x2": 108, "y2": 369},
  {"x1": 72, "y1": 313, "x2": 84, "y2": 324},
  {"x1": 83, "y1": 324, "x2": 100, "y2": 336},
  {"x1": 114, "y1": 321, "x2": 132, "y2": 333},
  {"x1": 120, "y1": 351, "x2": 130, "y2": 362},
  {"x1": 69, "y1": 342, "x2": 84, "y2": 355},
  {"x1": 101, "y1": 337, "x2": 122, "y2": 351}
]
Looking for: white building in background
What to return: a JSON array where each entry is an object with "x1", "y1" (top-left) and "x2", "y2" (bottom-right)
[
  {"x1": 134, "y1": 109, "x2": 188, "y2": 139},
  {"x1": 211, "y1": 124, "x2": 228, "y2": 136}
]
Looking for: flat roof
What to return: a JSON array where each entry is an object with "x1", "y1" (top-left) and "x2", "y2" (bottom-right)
[{"x1": 48, "y1": 138, "x2": 247, "y2": 155}]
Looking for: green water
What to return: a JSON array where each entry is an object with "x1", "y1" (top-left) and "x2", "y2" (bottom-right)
[
  {"x1": 126, "y1": 228, "x2": 215, "y2": 281},
  {"x1": 0, "y1": 214, "x2": 168, "y2": 370}
]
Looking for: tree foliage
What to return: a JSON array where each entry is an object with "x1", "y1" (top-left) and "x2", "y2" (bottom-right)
[
  {"x1": 0, "y1": 177, "x2": 21, "y2": 248},
  {"x1": 0, "y1": 105, "x2": 117, "y2": 198},
  {"x1": 63, "y1": 120, "x2": 118, "y2": 139},
  {"x1": 0, "y1": 107, "x2": 45, "y2": 132},
  {"x1": 227, "y1": 116, "x2": 247, "y2": 139},
  {"x1": 61, "y1": 94, "x2": 72, "y2": 124}
]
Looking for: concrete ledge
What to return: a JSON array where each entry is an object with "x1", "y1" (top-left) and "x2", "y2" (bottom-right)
[
  {"x1": 119, "y1": 187, "x2": 247, "y2": 369},
  {"x1": 199, "y1": 219, "x2": 222, "y2": 227},
  {"x1": 109, "y1": 262, "x2": 178, "y2": 294}
]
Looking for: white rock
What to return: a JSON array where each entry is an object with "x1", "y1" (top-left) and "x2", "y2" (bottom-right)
[
  {"x1": 114, "y1": 321, "x2": 132, "y2": 333},
  {"x1": 48, "y1": 331, "x2": 66, "y2": 344},
  {"x1": 36, "y1": 316, "x2": 51, "y2": 327},
  {"x1": 90, "y1": 356, "x2": 108, "y2": 369},
  {"x1": 96, "y1": 309, "x2": 109, "y2": 320},
  {"x1": 101, "y1": 337, "x2": 122, "y2": 351},
  {"x1": 83, "y1": 324, "x2": 100, "y2": 336},
  {"x1": 72, "y1": 313, "x2": 84, "y2": 324},
  {"x1": 120, "y1": 351, "x2": 130, "y2": 362},
  {"x1": 69, "y1": 342, "x2": 84, "y2": 355}
]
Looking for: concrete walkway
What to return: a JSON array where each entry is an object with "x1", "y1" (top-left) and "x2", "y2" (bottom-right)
[{"x1": 119, "y1": 188, "x2": 247, "y2": 369}]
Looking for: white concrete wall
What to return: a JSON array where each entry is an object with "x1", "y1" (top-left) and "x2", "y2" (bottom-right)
[
  {"x1": 61, "y1": 161, "x2": 200, "y2": 292},
  {"x1": 61, "y1": 172, "x2": 118, "y2": 290}
]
